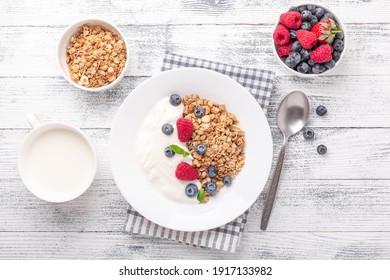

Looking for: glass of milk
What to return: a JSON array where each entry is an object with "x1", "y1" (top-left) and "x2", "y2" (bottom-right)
[{"x1": 18, "y1": 113, "x2": 98, "y2": 202}]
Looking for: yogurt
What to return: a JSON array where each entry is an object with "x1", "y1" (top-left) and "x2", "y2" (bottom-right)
[{"x1": 136, "y1": 97, "x2": 199, "y2": 204}]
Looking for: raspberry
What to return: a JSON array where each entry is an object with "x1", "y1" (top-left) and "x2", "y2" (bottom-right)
[
  {"x1": 176, "y1": 118, "x2": 193, "y2": 142},
  {"x1": 279, "y1": 12, "x2": 302, "y2": 29},
  {"x1": 277, "y1": 42, "x2": 292, "y2": 57},
  {"x1": 273, "y1": 24, "x2": 290, "y2": 46},
  {"x1": 296, "y1": 30, "x2": 317, "y2": 50},
  {"x1": 175, "y1": 162, "x2": 199, "y2": 181},
  {"x1": 310, "y1": 44, "x2": 333, "y2": 63}
]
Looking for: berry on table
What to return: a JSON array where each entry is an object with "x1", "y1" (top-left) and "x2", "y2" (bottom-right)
[
  {"x1": 317, "y1": 144, "x2": 327, "y2": 155},
  {"x1": 194, "y1": 107, "x2": 205, "y2": 117},
  {"x1": 296, "y1": 30, "x2": 317, "y2": 49},
  {"x1": 333, "y1": 39, "x2": 344, "y2": 52},
  {"x1": 316, "y1": 105, "x2": 328, "y2": 116},
  {"x1": 301, "y1": 10, "x2": 312, "y2": 21},
  {"x1": 279, "y1": 11, "x2": 302, "y2": 29},
  {"x1": 325, "y1": 59, "x2": 336, "y2": 69},
  {"x1": 300, "y1": 22, "x2": 311, "y2": 30},
  {"x1": 162, "y1": 123, "x2": 174, "y2": 135},
  {"x1": 285, "y1": 52, "x2": 301, "y2": 68},
  {"x1": 204, "y1": 182, "x2": 217, "y2": 195},
  {"x1": 273, "y1": 24, "x2": 291, "y2": 46},
  {"x1": 185, "y1": 184, "x2": 198, "y2": 198},
  {"x1": 277, "y1": 42, "x2": 292, "y2": 57},
  {"x1": 314, "y1": 7, "x2": 325, "y2": 20},
  {"x1": 302, "y1": 128, "x2": 315, "y2": 140},
  {"x1": 169, "y1": 94, "x2": 182, "y2": 106},
  {"x1": 310, "y1": 44, "x2": 333, "y2": 63},
  {"x1": 297, "y1": 62, "x2": 310, "y2": 74},
  {"x1": 332, "y1": 51, "x2": 341, "y2": 62},
  {"x1": 222, "y1": 175, "x2": 232, "y2": 186},
  {"x1": 312, "y1": 63, "x2": 326, "y2": 74},
  {"x1": 207, "y1": 166, "x2": 218, "y2": 178},
  {"x1": 164, "y1": 146, "x2": 175, "y2": 157},
  {"x1": 175, "y1": 162, "x2": 199, "y2": 181},
  {"x1": 291, "y1": 41, "x2": 302, "y2": 52},
  {"x1": 195, "y1": 144, "x2": 207, "y2": 155}
]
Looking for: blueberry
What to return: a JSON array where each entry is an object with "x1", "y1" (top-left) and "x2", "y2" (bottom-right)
[
  {"x1": 308, "y1": 59, "x2": 315, "y2": 66},
  {"x1": 316, "y1": 105, "x2": 328, "y2": 116},
  {"x1": 317, "y1": 144, "x2": 327, "y2": 155},
  {"x1": 222, "y1": 176, "x2": 232, "y2": 186},
  {"x1": 301, "y1": 10, "x2": 312, "y2": 21},
  {"x1": 291, "y1": 41, "x2": 302, "y2": 52},
  {"x1": 336, "y1": 31, "x2": 344, "y2": 40},
  {"x1": 332, "y1": 51, "x2": 341, "y2": 62},
  {"x1": 302, "y1": 128, "x2": 315, "y2": 140},
  {"x1": 307, "y1": 4, "x2": 316, "y2": 14},
  {"x1": 298, "y1": 5, "x2": 307, "y2": 13},
  {"x1": 289, "y1": 29, "x2": 297, "y2": 40},
  {"x1": 314, "y1": 7, "x2": 325, "y2": 19},
  {"x1": 321, "y1": 13, "x2": 334, "y2": 21},
  {"x1": 204, "y1": 182, "x2": 217, "y2": 195},
  {"x1": 312, "y1": 63, "x2": 326, "y2": 74},
  {"x1": 195, "y1": 144, "x2": 207, "y2": 155},
  {"x1": 310, "y1": 15, "x2": 318, "y2": 26},
  {"x1": 164, "y1": 146, "x2": 175, "y2": 157},
  {"x1": 325, "y1": 59, "x2": 336, "y2": 69},
  {"x1": 300, "y1": 22, "x2": 311, "y2": 30},
  {"x1": 194, "y1": 107, "x2": 205, "y2": 117},
  {"x1": 297, "y1": 62, "x2": 310, "y2": 74},
  {"x1": 185, "y1": 184, "x2": 198, "y2": 198},
  {"x1": 333, "y1": 39, "x2": 344, "y2": 52},
  {"x1": 289, "y1": 6, "x2": 299, "y2": 12},
  {"x1": 207, "y1": 166, "x2": 218, "y2": 178},
  {"x1": 300, "y1": 49, "x2": 310, "y2": 61},
  {"x1": 169, "y1": 94, "x2": 181, "y2": 106},
  {"x1": 285, "y1": 52, "x2": 301, "y2": 68},
  {"x1": 162, "y1": 123, "x2": 174, "y2": 135}
]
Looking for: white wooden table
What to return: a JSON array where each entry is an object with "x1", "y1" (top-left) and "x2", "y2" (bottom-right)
[{"x1": 1, "y1": 0, "x2": 390, "y2": 259}]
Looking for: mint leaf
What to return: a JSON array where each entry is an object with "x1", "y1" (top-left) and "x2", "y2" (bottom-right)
[{"x1": 170, "y1": 144, "x2": 190, "y2": 157}]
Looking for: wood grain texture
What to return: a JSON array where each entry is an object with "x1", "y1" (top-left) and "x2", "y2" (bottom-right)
[{"x1": 0, "y1": 24, "x2": 389, "y2": 77}]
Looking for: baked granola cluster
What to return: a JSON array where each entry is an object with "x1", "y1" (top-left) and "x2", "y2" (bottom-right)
[
  {"x1": 182, "y1": 94, "x2": 245, "y2": 203},
  {"x1": 66, "y1": 25, "x2": 127, "y2": 88}
]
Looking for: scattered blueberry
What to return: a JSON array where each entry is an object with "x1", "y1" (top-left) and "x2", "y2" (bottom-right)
[
  {"x1": 164, "y1": 146, "x2": 175, "y2": 157},
  {"x1": 300, "y1": 22, "x2": 311, "y2": 30},
  {"x1": 307, "y1": 59, "x2": 315, "y2": 66},
  {"x1": 169, "y1": 94, "x2": 181, "y2": 106},
  {"x1": 302, "y1": 128, "x2": 315, "y2": 140},
  {"x1": 185, "y1": 184, "x2": 198, "y2": 198},
  {"x1": 291, "y1": 41, "x2": 302, "y2": 52},
  {"x1": 307, "y1": 4, "x2": 316, "y2": 14},
  {"x1": 298, "y1": 5, "x2": 307, "y2": 13},
  {"x1": 314, "y1": 7, "x2": 325, "y2": 19},
  {"x1": 336, "y1": 31, "x2": 344, "y2": 40},
  {"x1": 162, "y1": 123, "x2": 174, "y2": 135},
  {"x1": 285, "y1": 52, "x2": 301, "y2": 68},
  {"x1": 317, "y1": 144, "x2": 327, "y2": 155},
  {"x1": 333, "y1": 39, "x2": 344, "y2": 52},
  {"x1": 194, "y1": 107, "x2": 205, "y2": 117},
  {"x1": 207, "y1": 166, "x2": 218, "y2": 178},
  {"x1": 332, "y1": 51, "x2": 341, "y2": 62},
  {"x1": 301, "y1": 10, "x2": 312, "y2": 21},
  {"x1": 300, "y1": 49, "x2": 310, "y2": 61},
  {"x1": 316, "y1": 105, "x2": 328, "y2": 116},
  {"x1": 312, "y1": 63, "x2": 326, "y2": 74},
  {"x1": 204, "y1": 182, "x2": 217, "y2": 195},
  {"x1": 222, "y1": 176, "x2": 232, "y2": 186},
  {"x1": 321, "y1": 12, "x2": 334, "y2": 21},
  {"x1": 309, "y1": 15, "x2": 318, "y2": 26},
  {"x1": 195, "y1": 144, "x2": 207, "y2": 155},
  {"x1": 297, "y1": 62, "x2": 310, "y2": 74},
  {"x1": 290, "y1": 29, "x2": 297, "y2": 40},
  {"x1": 325, "y1": 59, "x2": 336, "y2": 69}
]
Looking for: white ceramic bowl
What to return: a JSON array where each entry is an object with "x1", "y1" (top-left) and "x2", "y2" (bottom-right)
[
  {"x1": 57, "y1": 18, "x2": 129, "y2": 92},
  {"x1": 272, "y1": 3, "x2": 346, "y2": 77}
]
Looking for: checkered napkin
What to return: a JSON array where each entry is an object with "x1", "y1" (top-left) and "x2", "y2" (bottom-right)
[{"x1": 124, "y1": 51, "x2": 275, "y2": 253}]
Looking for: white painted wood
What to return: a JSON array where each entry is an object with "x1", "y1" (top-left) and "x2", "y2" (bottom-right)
[{"x1": 0, "y1": 24, "x2": 389, "y2": 77}]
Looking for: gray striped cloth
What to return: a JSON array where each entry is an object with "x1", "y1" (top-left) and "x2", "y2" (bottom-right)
[{"x1": 124, "y1": 51, "x2": 275, "y2": 253}]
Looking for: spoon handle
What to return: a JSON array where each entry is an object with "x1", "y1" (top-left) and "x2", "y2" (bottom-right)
[{"x1": 261, "y1": 138, "x2": 287, "y2": 230}]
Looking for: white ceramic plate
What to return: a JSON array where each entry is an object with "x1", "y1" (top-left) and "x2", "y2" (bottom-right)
[{"x1": 109, "y1": 68, "x2": 273, "y2": 231}]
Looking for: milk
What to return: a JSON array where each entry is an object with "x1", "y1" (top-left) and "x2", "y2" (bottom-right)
[{"x1": 23, "y1": 128, "x2": 96, "y2": 195}]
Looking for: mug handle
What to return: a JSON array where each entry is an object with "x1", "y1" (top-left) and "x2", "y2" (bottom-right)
[{"x1": 27, "y1": 113, "x2": 42, "y2": 129}]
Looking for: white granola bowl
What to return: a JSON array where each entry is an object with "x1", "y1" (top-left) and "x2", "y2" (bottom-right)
[
  {"x1": 272, "y1": 3, "x2": 347, "y2": 77},
  {"x1": 57, "y1": 18, "x2": 129, "y2": 92}
]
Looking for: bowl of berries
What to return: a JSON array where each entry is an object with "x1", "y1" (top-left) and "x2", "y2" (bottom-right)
[{"x1": 272, "y1": 4, "x2": 346, "y2": 76}]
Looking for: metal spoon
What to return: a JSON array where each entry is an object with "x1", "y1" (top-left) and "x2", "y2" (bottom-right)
[{"x1": 261, "y1": 91, "x2": 310, "y2": 230}]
